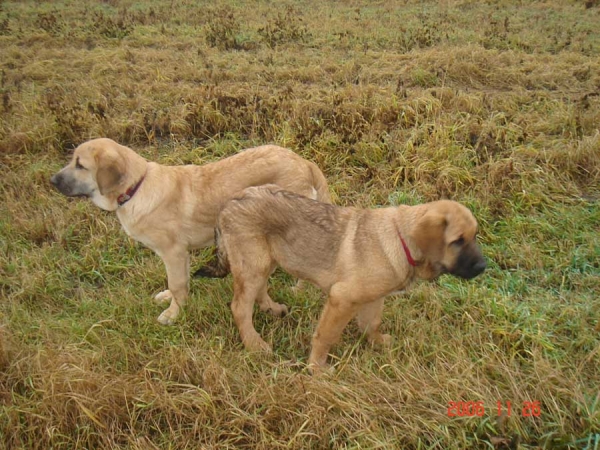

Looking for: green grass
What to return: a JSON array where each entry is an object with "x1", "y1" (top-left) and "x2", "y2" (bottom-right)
[{"x1": 1, "y1": 0, "x2": 599, "y2": 448}]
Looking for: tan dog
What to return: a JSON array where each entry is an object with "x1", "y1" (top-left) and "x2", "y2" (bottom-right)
[
  {"x1": 195, "y1": 185, "x2": 486, "y2": 370},
  {"x1": 51, "y1": 139, "x2": 331, "y2": 325}
]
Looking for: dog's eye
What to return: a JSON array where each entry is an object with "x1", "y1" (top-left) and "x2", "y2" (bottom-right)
[
  {"x1": 75, "y1": 158, "x2": 86, "y2": 170},
  {"x1": 451, "y1": 237, "x2": 465, "y2": 246}
]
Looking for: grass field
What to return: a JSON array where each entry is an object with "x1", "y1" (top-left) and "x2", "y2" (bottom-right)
[{"x1": 1, "y1": 0, "x2": 599, "y2": 448}]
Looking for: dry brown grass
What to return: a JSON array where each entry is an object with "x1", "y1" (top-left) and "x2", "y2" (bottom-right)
[{"x1": 1, "y1": 0, "x2": 599, "y2": 448}]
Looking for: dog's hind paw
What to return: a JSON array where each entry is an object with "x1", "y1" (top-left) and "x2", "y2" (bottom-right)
[
  {"x1": 154, "y1": 290, "x2": 172, "y2": 304},
  {"x1": 265, "y1": 302, "x2": 288, "y2": 317},
  {"x1": 307, "y1": 361, "x2": 335, "y2": 376},
  {"x1": 157, "y1": 307, "x2": 178, "y2": 325},
  {"x1": 275, "y1": 303, "x2": 289, "y2": 317},
  {"x1": 369, "y1": 332, "x2": 392, "y2": 347},
  {"x1": 243, "y1": 334, "x2": 273, "y2": 354}
]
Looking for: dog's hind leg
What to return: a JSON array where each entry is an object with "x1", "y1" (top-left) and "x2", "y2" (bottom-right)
[
  {"x1": 256, "y1": 277, "x2": 288, "y2": 318},
  {"x1": 227, "y1": 237, "x2": 273, "y2": 353},
  {"x1": 355, "y1": 298, "x2": 391, "y2": 346},
  {"x1": 231, "y1": 275, "x2": 272, "y2": 353}
]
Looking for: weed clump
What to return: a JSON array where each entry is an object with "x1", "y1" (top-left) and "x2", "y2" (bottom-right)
[
  {"x1": 258, "y1": 6, "x2": 310, "y2": 48},
  {"x1": 205, "y1": 6, "x2": 243, "y2": 50},
  {"x1": 34, "y1": 11, "x2": 65, "y2": 37},
  {"x1": 90, "y1": 10, "x2": 133, "y2": 39}
]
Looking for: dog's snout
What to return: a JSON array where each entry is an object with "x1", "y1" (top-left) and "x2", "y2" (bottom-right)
[
  {"x1": 50, "y1": 171, "x2": 79, "y2": 197},
  {"x1": 449, "y1": 246, "x2": 486, "y2": 280},
  {"x1": 472, "y1": 259, "x2": 486, "y2": 276}
]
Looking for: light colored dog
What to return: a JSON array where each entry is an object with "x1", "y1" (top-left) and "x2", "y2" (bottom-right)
[
  {"x1": 51, "y1": 139, "x2": 331, "y2": 324},
  {"x1": 195, "y1": 185, "x2": 486, "y2": 370}
]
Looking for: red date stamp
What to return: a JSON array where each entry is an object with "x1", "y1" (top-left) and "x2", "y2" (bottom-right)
[{"x1": 447, "y1": 401, "x2": 541, "y2": 417}]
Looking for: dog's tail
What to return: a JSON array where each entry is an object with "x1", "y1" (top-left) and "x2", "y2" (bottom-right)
[
  {"x1": 309, "y1": 161, "x2": 332, "y2": 204},
  {"x1": 193, "y1": 227, "x2": 230, "y2": 279}
]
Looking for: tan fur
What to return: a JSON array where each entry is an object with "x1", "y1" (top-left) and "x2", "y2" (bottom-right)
[
  {"x1": 198, "y1": 185, "x2": 485, "y2": 370},
  {"x1": 51, "y1": 138, "x2": 331, "y2": 324}
]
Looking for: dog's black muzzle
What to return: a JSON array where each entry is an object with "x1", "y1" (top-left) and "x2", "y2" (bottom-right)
[
  {"x1": 50, "y1": 172, "x2": 90, "y2": 197},
  {"x1": 448, "y1": 245, "x2": 486, "y2": 280}
]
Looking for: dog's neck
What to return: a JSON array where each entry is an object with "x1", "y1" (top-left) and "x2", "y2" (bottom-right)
[
  {"x1": 114, "y1": 150, "x2": 148, "y2": 208},
  {"x1": 395, "y1": 206, "x2": 441, "y2": 281},
  {"x1": 398, "y1": 231, "x2": 417, "y2": 267},
  {"x1": 117, "y1": 173, "x2": 146, "y2": 206}
]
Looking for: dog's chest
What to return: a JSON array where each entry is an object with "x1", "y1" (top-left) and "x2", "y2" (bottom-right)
[
  {"x1": 117, "y1": 214, "x2": 157, "y2": 249},
  {"x1": 120, "y1": 220, "x2": 135, "y2": 239},
  {"x1": 120, "y1": 220, "x2": 147, "y2": 245}
]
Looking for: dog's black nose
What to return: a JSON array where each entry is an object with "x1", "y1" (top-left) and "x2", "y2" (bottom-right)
[
  {"x1": 472, "y1": 259, "x2": 486, "y2": 275},
  {"x1": 50, "y1": 174, "x2": 58, "y2": 186}
]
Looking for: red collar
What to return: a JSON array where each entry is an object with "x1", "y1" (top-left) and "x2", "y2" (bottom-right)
[
  {"x1": 117, "y1": 175, "x2": 145, "y2": 206},
  {"x1": 399, "y1": 233, "x2": 418, "y2": 267}
]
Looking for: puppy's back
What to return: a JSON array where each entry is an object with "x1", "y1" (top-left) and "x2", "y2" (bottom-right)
[{"x1": 219, "y1": 185, "x2": 349, "y2": 281}]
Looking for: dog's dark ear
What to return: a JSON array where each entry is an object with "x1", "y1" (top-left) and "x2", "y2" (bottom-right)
[
  {"x1": 412, "y1": 211, "x2": 447, "y2": 261},
  {"x1": 95, "y1": 151, "x2": 125, "y2": 196}
]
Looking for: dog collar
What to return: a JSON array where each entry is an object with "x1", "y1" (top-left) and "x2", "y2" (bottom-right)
[
  {"x1": 117, "y1": 175, "x2": 145, "y2": 206},
  {"x1": 399, "y1": 233, "x2": 418, "y2": 267}
]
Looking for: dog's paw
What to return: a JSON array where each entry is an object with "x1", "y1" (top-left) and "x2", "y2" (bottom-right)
[
  {"x1": 307, "y1": 361, "x2": 334, "y2": 376},
  {"x1": 157, "y1": 307, "x2": 178, "y2": 325},
  {"x1": 258, "y1": 298, "x2": 288, "y2": 317},
  {"x1": 268, "y1": 302, "x2": 288, "y2": 317},
  {"x1": 369, "y1": 332, "x2": 392, "y2": 347},
  {"x1": 379, "y1": 333, "x2": 393, "y2": 347},
  {"x1": 244, "y1": 335, "x2": 273, "y2": 354},
  {"x1": 307, "y1": 352, "x2": 331, "y2": 374},
  {"x1": 154, "y1": 290, "x2": 172, "y2": 304}
]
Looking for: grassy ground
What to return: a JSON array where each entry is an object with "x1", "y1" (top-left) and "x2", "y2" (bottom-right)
[{"x1": 1, "y1": 0, "x2": 599, "y2": 448}]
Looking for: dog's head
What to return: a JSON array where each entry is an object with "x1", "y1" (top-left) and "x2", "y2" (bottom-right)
[
  {"x1": 411, "y1": 200, "x2": 486, "y2": 280},
  {"x1": 50, "y1": 138, "x2": 145, "y2": 211}
]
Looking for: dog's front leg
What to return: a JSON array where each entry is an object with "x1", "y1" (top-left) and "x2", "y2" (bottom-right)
[
  {"x1": 156, "y1": 247, "x2": 190, "y2": 325},
  {"x1": 355, "y1": 298, "x2": 392, "y2": 346},
  {"x1": 308, "y1": 283, "x2": 361, "y2": 371}
]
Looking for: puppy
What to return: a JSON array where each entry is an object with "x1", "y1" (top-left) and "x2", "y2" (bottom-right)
[
  {"x1": 51, "y1": 139, "x2": 331, "y2": 324},
  {"x1": 195, "y1": 185, "x2": 486, "y2": 370}
]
